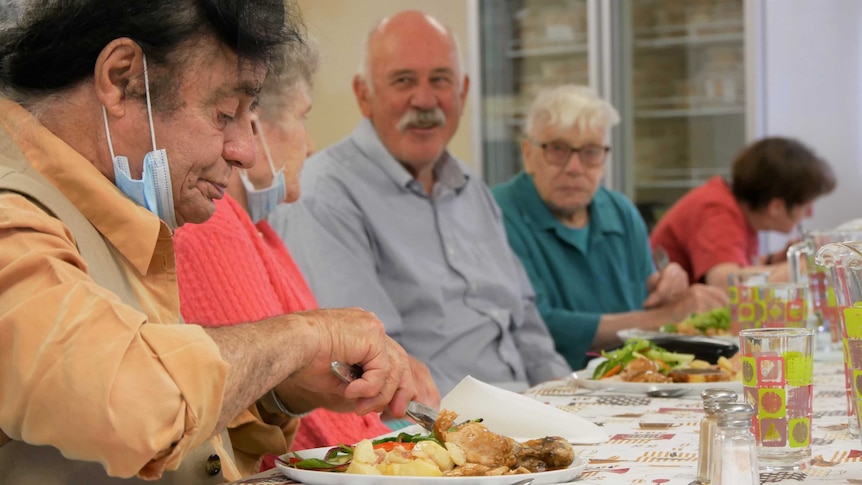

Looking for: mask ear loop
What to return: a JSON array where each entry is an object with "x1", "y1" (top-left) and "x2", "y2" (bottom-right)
[
  {"x1": 101, "y1": 106, "x2": 118, "y2": 161},
  {"x1": 252, "y1": 116, "x2": 279, "y2": 176},
  {"x1": 142, "y1": 54, "x2": 158, "y2": 152}
]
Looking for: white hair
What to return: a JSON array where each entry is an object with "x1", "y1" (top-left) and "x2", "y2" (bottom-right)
[
  {"x1": 524, "y1": 85, "x2": 620, "y2": 136},
  {"x1": 257, "y1": 35, "x2": 320, "y2": 123},
  {"x1": 355, "y1": 13, "x2": 466, "y2": 95},
  {"x1": 0, "y1": 0, "x2": 25, "y2": 23}
]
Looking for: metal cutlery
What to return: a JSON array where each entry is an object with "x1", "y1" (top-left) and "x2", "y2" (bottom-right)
[
  {"x1": 645, "y1": 387, "x2": 688, "y2": 398},
  {"x1": 652, "y1": 245, "x2": 670, "y2": 271},
  {"x1": 329, "y1": 361, "x2": 439, "y2": 433}
]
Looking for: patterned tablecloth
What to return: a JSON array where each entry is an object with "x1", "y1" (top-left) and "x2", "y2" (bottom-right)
[{"x1": 227, "y1": 361, "x2": 862, "y2": 485}]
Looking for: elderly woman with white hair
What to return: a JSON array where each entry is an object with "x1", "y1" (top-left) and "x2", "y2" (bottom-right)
[{"x1": 492, "y1": 85, "x2": 727, "y2": 370}]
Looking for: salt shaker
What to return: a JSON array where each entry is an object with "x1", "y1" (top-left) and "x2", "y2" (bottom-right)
[
  {"x1": 695, "y1": 388, "x2": 738, "y2": 484},
  {"x1": 709, "y1": 402, "x2": 759, "y2": 485}
]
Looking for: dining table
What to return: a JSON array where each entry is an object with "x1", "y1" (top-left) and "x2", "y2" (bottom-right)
[{"x1": 226, "y1": 359, "x2": 862, "y2": 485}]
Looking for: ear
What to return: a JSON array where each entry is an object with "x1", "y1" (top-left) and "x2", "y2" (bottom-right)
[
  {"x1": 765, "y1": 197, "x2": 787, "y2": 217},
  {"x1": 353, "y1": 75, "x2": 373, "y2": 118},
  {"x1": 521, "y1": 137, "x2": 535, "y2": 174},
  {"x1": 458, "y1": 74, "x2": 470, "y2": 106},
  {"x1": 94, "y1": 38, "x2": 145, "y2": 119}
]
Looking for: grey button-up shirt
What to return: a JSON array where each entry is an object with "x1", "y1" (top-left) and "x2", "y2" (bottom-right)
[{"x1": 269, "y1": 118, "x2": 571, "y2": 394}]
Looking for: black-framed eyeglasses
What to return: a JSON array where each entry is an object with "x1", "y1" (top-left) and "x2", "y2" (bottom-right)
[{"x1": 528, "y1": 138, "x2": 610, "y2": 168}]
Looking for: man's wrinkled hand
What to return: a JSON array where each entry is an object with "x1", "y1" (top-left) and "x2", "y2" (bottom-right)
[
  {"x1": 278, "y1": 308, "x2": 417, "y2": 418},
  {"x1": 380, "y1": 356, "x2": 440, "y2": 422}
]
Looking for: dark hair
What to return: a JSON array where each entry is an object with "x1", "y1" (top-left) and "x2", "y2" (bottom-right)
[
  {"x1": 731, "y1": 136, "x2": 836, "y2": 211},
  {"x1": 0, "y1": 0, "x2": 302, "y2": 104}
]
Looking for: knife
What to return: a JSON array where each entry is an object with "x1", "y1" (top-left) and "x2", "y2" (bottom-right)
[{"x1": 329, "y1": 361, "x2": 438, "y2": 432}]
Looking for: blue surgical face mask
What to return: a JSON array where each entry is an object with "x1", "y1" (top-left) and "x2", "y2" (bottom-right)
[
  {"x1": 241, "y1": 118, "x2": 286, "y2": 223},
  {"x1": 102, "y1": 54, "x2": 178, "y2": 230}
]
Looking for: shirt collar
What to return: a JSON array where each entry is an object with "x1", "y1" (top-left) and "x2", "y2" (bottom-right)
[
  {"x1": 351, "y1": 117, "x2": 469, "y2": 194},
  {"x1": 515, "y1": 171, "x2": 625, "y2": 236},
  {"x1": 0, "y1": 98, "x2": 164, "y2": 275}
]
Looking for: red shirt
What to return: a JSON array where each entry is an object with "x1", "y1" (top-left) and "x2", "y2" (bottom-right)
[
  {"x1": 650, "y1": 177, "x2": 758, "y2": 283},
  {"x1": 174, "y1": 196, "x2": 390, "y2": 461}
]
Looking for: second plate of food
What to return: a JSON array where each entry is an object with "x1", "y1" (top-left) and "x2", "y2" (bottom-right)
[{"x1": 569, "y1": 369, "x2": 743, "y2": 396}]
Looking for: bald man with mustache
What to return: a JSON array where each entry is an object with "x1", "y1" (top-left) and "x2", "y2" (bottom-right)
[{"x1": 271, "y1": 10, "x2": 571, "y2": 394}]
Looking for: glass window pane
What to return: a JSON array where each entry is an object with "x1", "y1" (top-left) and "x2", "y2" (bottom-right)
[
  {"x1": 479, "y1": 0, "x2": 590, "y2": 186},
  {"x1": 628, "y1": 0, "x2": 746, "y2": 229}
]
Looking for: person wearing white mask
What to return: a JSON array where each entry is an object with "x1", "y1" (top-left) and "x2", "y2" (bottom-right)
[{"x1": 173, "y1": 40, "x2": 441, "y2": 475}]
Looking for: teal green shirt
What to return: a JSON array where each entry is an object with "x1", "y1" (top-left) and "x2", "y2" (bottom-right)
[{"x1": 492, "y1": 172, "x2": 654, "y2": 369}]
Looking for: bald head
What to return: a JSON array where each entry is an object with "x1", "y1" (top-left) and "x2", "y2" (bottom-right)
[{"x1": 356, "y1": 10, "x2": 464, "y2": 93}]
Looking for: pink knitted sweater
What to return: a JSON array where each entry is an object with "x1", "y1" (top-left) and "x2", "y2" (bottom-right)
[{"x1": 174, "y1": 195, "x2": 390, "y2": 454}]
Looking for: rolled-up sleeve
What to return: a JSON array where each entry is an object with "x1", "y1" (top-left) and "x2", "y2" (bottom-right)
[{"x1": 0, "y1": 194, "x2": 227, "y2": 478}]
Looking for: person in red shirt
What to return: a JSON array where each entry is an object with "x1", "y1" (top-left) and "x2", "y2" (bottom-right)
[
  {"x1": 650, "y1": 137, "x2": 835, "y2": 288},
  {"x1": 174, "y1": 39, "x2": 439, "y2": 475}
]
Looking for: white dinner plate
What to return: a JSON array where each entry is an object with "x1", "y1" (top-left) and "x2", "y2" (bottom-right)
[
  {"x1": 275, "y1": 446, "x2": 588, "y2": 485},
  {"x1": 570, "y1": 369, "x2": 743, "y2": 396},
  {"x1": 617, "y1": 327, "x2": 737, "y2": 343}
]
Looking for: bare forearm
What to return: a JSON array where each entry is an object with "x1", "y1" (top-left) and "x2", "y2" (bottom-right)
[
  {"x1": 705, "y1": 262, "x2": 786, "y2": 288},
  {"x1": 594, "y1": 309, "x2": 678, "y2": 350},
  {"x1": 596, "y1": 283, "x2": 728, "y2": 351},
  {"x1": 203, "y1": 314, "x2": 320, "y2": 432}
]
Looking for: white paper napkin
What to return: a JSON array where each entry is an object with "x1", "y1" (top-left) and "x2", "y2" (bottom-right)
[{"x1": 440, "y1": 376, "x2": 608, "y2": 444}]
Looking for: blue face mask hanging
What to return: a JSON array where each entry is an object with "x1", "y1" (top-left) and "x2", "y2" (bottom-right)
[
  {"x1": 102, "y1": 54, "x2": 178, "y2": 230},
  {"x1": 240, "y1": 117, "x2": 286, "y2": 223}
]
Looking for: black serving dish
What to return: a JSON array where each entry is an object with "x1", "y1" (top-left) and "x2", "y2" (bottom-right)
[{"x1": 648, "y1": 335, "x2": 739, "y2": 364}]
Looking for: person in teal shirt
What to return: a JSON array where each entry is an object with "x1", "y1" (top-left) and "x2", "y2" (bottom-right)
[{"x1": 492, "y1": 85, "x2": 727, "y2": 370}]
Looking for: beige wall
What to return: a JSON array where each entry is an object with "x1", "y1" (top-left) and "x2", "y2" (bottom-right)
[{"x1": 296, "y1": 0, "x2": 474, "y2": 167}]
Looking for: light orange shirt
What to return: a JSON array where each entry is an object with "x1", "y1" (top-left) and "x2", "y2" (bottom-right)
[{"x1": 0, "y1": 99, "x2": 233, "y2": 479}]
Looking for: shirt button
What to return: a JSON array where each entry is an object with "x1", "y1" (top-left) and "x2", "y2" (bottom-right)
[{"x1": 205, "y1": 454, "x2": 221, "y2": 476}]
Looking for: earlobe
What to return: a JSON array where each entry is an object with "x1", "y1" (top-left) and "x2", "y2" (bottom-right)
[
  {"x1": 94, "y1": 38, "x2": 144, "y2": 118},
  {"x1": 766, "y1": 198, "x2": 786, "y2": 217},
  {"x1": 521, "y1": 139, "x2": 535, "y2": 174},
  {"x1": 352, "y1": 75, "x2": 372, "y2": 118},
  {"x1": 460, "y1": 74, "x2": 470, "y2": 102}
]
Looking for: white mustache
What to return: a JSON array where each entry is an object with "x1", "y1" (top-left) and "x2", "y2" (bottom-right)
[{"x1": 396, "y1": 108, "x2": 446, "y2": 132}]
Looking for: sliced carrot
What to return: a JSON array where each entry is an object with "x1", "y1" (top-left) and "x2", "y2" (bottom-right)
[
  {"x1": 373, "y1": 442, "x2": 415, "y2": 452},
  {"x1": 601, "y1": 363, "x2": 622, "y2": 379}
]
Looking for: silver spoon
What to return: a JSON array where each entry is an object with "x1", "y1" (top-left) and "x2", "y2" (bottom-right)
[
  {"x1": 509, "y1": 479, "x2": 534, "y2": 485},
  {"x1": 645, "y1": 387, "x2": 688, "y2": 398},
  {"x1": 330, "y1": 361, "x2": 439, "y2": 432}
]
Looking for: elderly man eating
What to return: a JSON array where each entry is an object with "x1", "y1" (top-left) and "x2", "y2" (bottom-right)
[{"x1": 0, "y1": 1, "x2": 416, "y2": 483}]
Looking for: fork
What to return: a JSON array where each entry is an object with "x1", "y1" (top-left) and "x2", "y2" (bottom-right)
[
  {"x1": 329, "y1": 361, "x2": 439, "y2": 432},
  {"x1": 652, "y1": 246, "x2": 670, "y2": 271}
]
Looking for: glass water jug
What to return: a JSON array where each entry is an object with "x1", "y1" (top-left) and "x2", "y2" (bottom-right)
[
  {"x1": 814, "y1": 240, "x2": 862, "y2": 439},
  {"x1": 788, "y1": 230, "x2": 862, "y2": 347}
]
